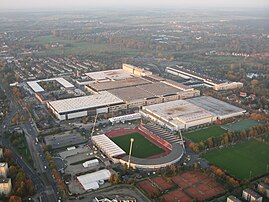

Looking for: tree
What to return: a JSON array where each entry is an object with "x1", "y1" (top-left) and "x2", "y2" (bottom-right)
[
  {"x1": 109, "y1": 174, "x2": 121, "y2": 184},
  {"x1": 3, "y1": 148, "x2": 13, "y2": 160},
  {"x1": 207, "y1": 137, "x2": 214, "y2": 148},
  {"x1": 169, "y1": 164, "x2": 176, "y2": 176},
  {"x1": 9, "y1": 196, "x2": 22, "y2": 202},
  {"x1": 8, "y1": 165, "x2": 18, "y2": 179}
]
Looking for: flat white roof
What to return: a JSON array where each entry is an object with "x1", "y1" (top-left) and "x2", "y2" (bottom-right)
[
  {"x1": 85, "y1": 69, "x2": 133, "y2": 81},
  {"x1": 27, "y1": 77, "x2": 74, "y2": 92},
  {"x1": 27, "y1": 81, "x2": 44, "y2": 92},
  {"x1": 48, "y1": 91, "x2": 123, "y2": 114},
  {"x1": 82, "y1": 159, "x2": 99, "y2": 168},
  {"x1": 92, "y1": 134, "x2": 126, "y2": 157},
  {"x1": 77, "y1": 169, "x2": 111, "y2": 191},
  {"x1": 142, "y1": 99, "x2": 214, "y2": 126},
  {"x1": 109, "y1": 113, "x2": 141, "y2": 123}
]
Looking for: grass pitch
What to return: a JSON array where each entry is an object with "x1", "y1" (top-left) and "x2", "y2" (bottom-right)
[
  {"x1": 203, "y1": 139, "x2": 269, "y2": 180},
  {"x1": 111, "y1": 132, "x2": 165, "y2": 158},
  {"x1": 184, "y1": 126, "x2": 227, "y2": 143},
  {"x1": 221, "y1": 119, "x2": 258, "y2": 132}
]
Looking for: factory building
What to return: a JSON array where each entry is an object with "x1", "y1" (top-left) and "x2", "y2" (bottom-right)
[
  {"x1": 47, "y1": 91, "x2": 125, "y2": 120},
  {"x1": 166, "y1": 66, "x2": 243, "y2": 91},
  {"x1": 140, "y1": 100, "x2": 215, "y2": 131},
  {"x1": 140, "y1": 97, "x2": 245, "y2": 131}
]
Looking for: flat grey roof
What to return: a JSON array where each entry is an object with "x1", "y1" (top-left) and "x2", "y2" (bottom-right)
[
  {"x1": 44, "y1": 132, "x2": 87, "y2": 149},
  {"x1": 85, "y1": 69, "x2": 132, "y2": 81},
  {"x1": 48, "y1": 91, "x2": 123, "y2": 113},
  {"x1": 187, "y1": 96, "x2": 245, "y2": 116},
  {"x1": 109, "y1": 86, "x2": 150, "y2": 102},
  {"x1": 137, "y1": 82, "x2": 182, "y2": 96},
  {"x1": 108, "y1": 82, "x2": 183, "y2": 102},
  {"x1": 88, "y1": 77, "x2": 151, "y2": 91}
]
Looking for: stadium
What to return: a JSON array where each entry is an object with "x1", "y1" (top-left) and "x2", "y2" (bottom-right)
[{"x1": 91, "y1": 124, "x2": 184, "y2": 169}]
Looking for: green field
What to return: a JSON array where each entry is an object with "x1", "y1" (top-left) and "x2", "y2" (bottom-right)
[
  {"x1": 221, "y1": 119, "x2": 258, "y2": 132},
  {"x1": 263, "y1": 134, "x2": 269, "y2": 142},
  {"x1": 184, "y1": 126, "x2": 227, "y2": 143},
  {"x1": 111, "y1": 132, "x2": 165, "y2": 158},
  {"x1": 203, "y1": 139, "x2": 269, "y2": 180}
]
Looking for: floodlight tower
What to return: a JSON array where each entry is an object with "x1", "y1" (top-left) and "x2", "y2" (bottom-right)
[
  {"x1": 90, "y1": 113, "x2": 98, "y2": 138},
  {"x1": 178, "y1": 129, "x2": 186, "y2": 153},
  {"x1": 127, "y1": 138, "x2": 135, "y2": 169}
]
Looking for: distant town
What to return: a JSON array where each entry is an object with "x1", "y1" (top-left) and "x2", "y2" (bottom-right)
[{"x1": 0, "y1": 7, "x2": 268, "y2": 202}]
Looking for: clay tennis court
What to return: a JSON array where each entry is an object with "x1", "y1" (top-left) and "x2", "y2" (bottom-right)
[
  {"x1": 162, "y1": 189, "x2": 192, "y2": 202},
  {"x1": 137, "y1": 179, "x2": 160, "y2": 196},
  {"x1": 172, "y1": 170, "x2": 225, "y2": 201},
  {"x1": 137, "y1": 170, "x2": 225, "y2": 201},
  {"x1": 151, "y1": 176, "x2": 174, "y2": 191}
]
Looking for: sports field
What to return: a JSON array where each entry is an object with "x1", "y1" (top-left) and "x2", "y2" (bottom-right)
[
  {"x1": 184, "y1": 126, "x2": 227, "y2": 143},
  {"x1": 203, "y1": 139, "x2": 269, "y2": 180},
  {"x1": 111, "y1": 132, "x2": 165, "y2": 158},
  {"x1": 221, "y1": 119, "x2": 258, "y2": 132}
]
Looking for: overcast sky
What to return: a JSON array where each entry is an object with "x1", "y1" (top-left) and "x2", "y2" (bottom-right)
[{"x1": 1, "y1": 0, "x2": 269, "y2": 10}]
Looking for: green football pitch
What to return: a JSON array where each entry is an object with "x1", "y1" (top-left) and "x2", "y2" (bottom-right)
[
  {"x1": 221, "y1": 119, "x2": 258, "y2": 132},
  {"x1": 203, "y1": 139, "x2": 269, "y2": 180},
  {"x1": 111, "y1": 132, "x2": 165, "y2": 158},
  {"x1": 184, "y1": 126, "x2": 227, "y2": 143}
]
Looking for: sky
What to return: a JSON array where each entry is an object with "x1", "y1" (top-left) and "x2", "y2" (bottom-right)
[{"x1": 1, "y1": 0, "x2": 269, "y2": 10}]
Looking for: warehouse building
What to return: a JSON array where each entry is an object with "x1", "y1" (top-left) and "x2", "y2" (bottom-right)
[
  {"x1": 77, "y1": 169, "x2": 111, "y2": 191},
  {"x1": 166, "y1": 66, "x2": 243, "y2": 91},
  {"x1": 46, "y1": 64, "x2": 200, "y2": 120},
  {"x1": 140, "y1": 96, "x2": 246, "y2": 131},
  {"x1": 27, "y1": 77, "x2": 74, "y2": 93},
  {"x1": 47, "y1": 91, "x2": 125, "y2": 120},
  {"x1": 140, "y1": 100, "x2": 215, "y2": 131}
]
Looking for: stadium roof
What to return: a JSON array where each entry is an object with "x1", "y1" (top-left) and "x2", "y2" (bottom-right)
[
  {"x1": 27, "y1": 77, "x2": 74, "y2": 92},
  {"x1": 48, "y1": 91, "x2": 124, "y2": 114},
  {"x1": 187, "y1": 96, "x2": 246, "y2": 116},
  {"x1": 91, "y1": 134, "x2": 126, "y2": 157},
  {"x1": 85, "y1": 69, "x2": 133, "y2": 81},
  {"x1": 77, "y1": 169, "x2": 111, "y2": 191}
]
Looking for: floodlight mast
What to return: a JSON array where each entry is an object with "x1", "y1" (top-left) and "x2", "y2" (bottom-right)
[
  {"x1": 90, "y1": 113, "x2": 98, "y2": 138},
  {"x1": 127, "y1": 138, "x2": 135, "y2": 169},
  {"x1": 178, "y1": 129, "x2": 186, "y2": 153}
]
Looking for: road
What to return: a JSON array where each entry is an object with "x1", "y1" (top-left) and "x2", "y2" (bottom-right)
[{"x1": 0, "y1": 83, "x2": 58, "y2": 202}]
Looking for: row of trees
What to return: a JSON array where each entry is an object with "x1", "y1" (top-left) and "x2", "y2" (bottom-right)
[
  {"x1": 209, "y1": 165, "x2": 240, "y2": 189},
  {"x1": 44, "y1": 151, "x2": 68, "y2": 199},
  {"x1": 189, "y1": 124, "x2": 269, "y2": 153}
]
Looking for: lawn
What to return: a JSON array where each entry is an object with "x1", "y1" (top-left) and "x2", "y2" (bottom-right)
[
  {"x1": 202, "y1": 139, "x2": 269, "y2": 180},
  {"x1": 263, "y1": 134, "x2": 269, "y2": 142},
  {"x1": 111, "y1": 132, "x2": 165, "y2": 158},
  {"x1": 184, "y1": 126, "x2": 227, "y2": 143},
  {"x1": 10, "y1": 133, "x2": 34, "y2": 167},
  {"x1": 221, "y1": 119, "x2": 258, "y2": 132}
]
